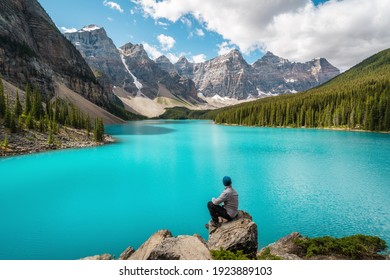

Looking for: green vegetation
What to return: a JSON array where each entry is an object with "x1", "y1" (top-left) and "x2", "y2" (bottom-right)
[
  {"x1": 294, "y1": 235, "x2": 387, "y2": 260},
  {"x1": 0, "y1": 80, "x2": 105, "y2": 143},
  {"x1": 157, "y1": 106, "x2": 212, "y2": 120},
  {"x1": 211, "y1": 248, "x2": 283, "y2": 260},
  {"x1": 107, "y1": 100, "x2": 145, "y2": 121},
  {"x1": 257, "y1": 248, "x2": 283, "y2": 260},
  {"x1": 211, "y1": 249, "x2": 251, "y2": 260},
  {"x1": 205, "y1": 48, "x2": 390, "y2": 132},
  {"x1": 93, "y1": 118, "x2": 104, "y2": 142},
  {"x1": 2, "y1": 134, "x2": 8, "y2": 148}
]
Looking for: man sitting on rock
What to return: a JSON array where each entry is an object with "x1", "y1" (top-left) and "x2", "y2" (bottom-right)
[{"x1": 206, "y1": 176, "x2": 239, "y2": 231}]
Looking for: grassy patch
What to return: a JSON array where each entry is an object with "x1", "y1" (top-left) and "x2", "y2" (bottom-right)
[{"x1": 294, "y1": 235, "x2": 387, "y2": 260}]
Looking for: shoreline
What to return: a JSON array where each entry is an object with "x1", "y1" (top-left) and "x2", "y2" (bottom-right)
[
  {"x1": 213, "y1": 121, "x2": 390, "y2": 134},
  {"x1": 0, "y1": 126, "x2": 115, "y2": 158}
]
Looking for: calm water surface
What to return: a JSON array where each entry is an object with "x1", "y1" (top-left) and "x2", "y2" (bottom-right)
[{"x1": 0, "y1": 120, "x2": 389, "y2": 259}]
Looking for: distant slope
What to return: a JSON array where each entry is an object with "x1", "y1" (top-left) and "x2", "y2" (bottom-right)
[{"x1": 209, "y1": 48, "x2": 390, "y2": 131}]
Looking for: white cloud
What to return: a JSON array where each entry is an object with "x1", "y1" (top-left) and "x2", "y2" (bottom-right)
[
  {"x1": 192, "y1": 54, "x2": 207, "y2": 63},
  {"x1": 217, "y1": 41, "x2": 235, "y2": 56},
  {"x1": 133, "y1": 0, "x2": 390, "y2": 71},
  {"x1": 103, "y1": 1, "x2": 124, "y2": 13},
  {"x1": 166, "y1": 53, "x2": 180, "y2": 63},
  {"x1": 157, "y1": 21, "x2": 170, "y2": 27},
  {"x1": 180, "y1": 17, "x2": 192, "y2": 27},
  {"x1": 107, "y1": 17, "x2": 114, "y2": 22},
  {"x1": 195, "y1": 28, "x2": 205, "y2": 37},
  {"x1": 142, "y1": 42, "x2": 163, "y2": 60},
  {"x1": 157, "y1": 34, "x2": 176, "y2": 51},
  {"x1": 61, "y1": 27, "x2": 77, "y2": 33}
]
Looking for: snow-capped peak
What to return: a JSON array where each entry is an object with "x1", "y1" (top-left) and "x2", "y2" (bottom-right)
[{"x1": 80, "y1": 25, "x2": 102, "y2": 32}]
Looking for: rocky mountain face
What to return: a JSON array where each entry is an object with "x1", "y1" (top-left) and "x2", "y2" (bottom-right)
[
  {"x1": 64, "y1": 25, "x2": 137, "y2": 94},
  {"x1": 251, "y1": 51, "x2": 340, "y2": 94},
  {"x1": 155, "y1": 55, "x2": 177, "y2": 74},
  {"x1": 65, "y1": 27, "x2": 203, "y2": 108},
  {"x1": 0, "y1": 0, "x2": 119, "y2": 109},
  {"x1": 119, "y1": 43, "x2": 203, "y2": 103},
  {"x1": 174, "y1": 50, "x2": 340, "y2": 99}
]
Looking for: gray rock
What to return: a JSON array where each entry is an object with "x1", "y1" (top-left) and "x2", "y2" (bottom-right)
[
  {"x1": 257, "y1": 232, "x2": 305, "y2": 260},
  {"x1": 118, "y1": 246, "x2": 136, "y2": 260},
  {"x1": 207, "y1": 210, "x2": 258, "y2": 258},
  {"x1": 64, "y1": 25, "x2": 136, "y2": 91},
  {"x1": 80, "y1": 253, "x2": 114, "y2": 260},
  {"x1": 129, "y1": 230, "x2": 173, "y2": 260},
  {"x1": 174, "y1": 50, "x2": 340, "y2": 100},
  {"x1": 148, "y1": 235, "x2": 211, "y2": 260},
  {"x1": 0, "y1": 0, "x2": 117, "y2": 108}
]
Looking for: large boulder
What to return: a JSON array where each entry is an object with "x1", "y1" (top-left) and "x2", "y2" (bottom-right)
[
  {"x1": 257, "y1": 232, "x2": 305, "y2": 260},
  {"x1": 80, "y1": 253, "x2": 114, "y2": 260},
  {"x1": 118, "y1": 246, "x2": 136, "y2": 260},
  {"x1": 207, "y1": 210, "x2": 258, "y2": 258},
  {"x1": 129, "y1": 230, "x2": 173, "y2": 260},
  {"x1": 148, "y1": 234, "x2": 211, "y2": 260}
]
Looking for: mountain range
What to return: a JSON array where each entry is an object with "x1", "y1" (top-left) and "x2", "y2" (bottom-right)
[
  {"x1": 1, "y1": 0, "x2": 340, "y2": 120},
  {"x1": 64, "y1": 24, "x2": 340, "y2": 117}
]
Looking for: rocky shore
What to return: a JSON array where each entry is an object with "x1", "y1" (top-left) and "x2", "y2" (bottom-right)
[
  {"x1": 0, "y1": 126, "x2": 114, "y2": 157},
  {"x1": 80, "y1": 211, "x2": 389, "y2": 260}
]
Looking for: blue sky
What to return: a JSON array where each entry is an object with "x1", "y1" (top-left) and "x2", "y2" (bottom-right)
[{"x1": 38, "y1": 0, "x2": 390, "y2": 71}]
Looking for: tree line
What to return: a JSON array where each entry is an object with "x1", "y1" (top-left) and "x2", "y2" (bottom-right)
[
  {"x1": 0, "y1": 79, "x2": 105, "y2": 143},
  {"x1": 210, "y1": 48, "x2": 390, "y2": 132}
]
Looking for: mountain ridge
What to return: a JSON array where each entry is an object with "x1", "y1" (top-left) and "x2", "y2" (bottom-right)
[{"x1": 206, "y1": 48, "x2": 390, "y2": 131}]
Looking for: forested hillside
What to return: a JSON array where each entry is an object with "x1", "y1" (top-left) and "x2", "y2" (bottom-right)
[{"x1": 210, "y1": 48, "x2": 390, "y2": 131}]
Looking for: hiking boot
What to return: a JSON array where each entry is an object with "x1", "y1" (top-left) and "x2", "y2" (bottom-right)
[{"x1": 205, "y1": 220, "x2": 220, "y2": 231}]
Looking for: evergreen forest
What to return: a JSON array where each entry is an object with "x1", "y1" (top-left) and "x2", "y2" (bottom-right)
[
  {"x1": 207, "y1": 48, "x2": 390, "y2": 131},
  {"x1": 0, "y1": 80, "x2": 105, "y2": 143}
]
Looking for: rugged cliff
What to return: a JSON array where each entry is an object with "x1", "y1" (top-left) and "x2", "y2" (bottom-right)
[
  {"x1": 0, "y1": 0, "x2": 122, "y2": 112},
  {"x1": 173, "y1": 50, "x2": 340, "y2": 99}
]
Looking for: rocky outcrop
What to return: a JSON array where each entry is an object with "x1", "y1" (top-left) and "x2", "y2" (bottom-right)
[
  {"x1": 207, "y1": 210, "x2": 258, "y2": 258},
  {"x1": 118, "y1": 247, "x2": 136, "y2": 260},
  {"x1": 128, "y1": 230, "x2": 211, "y2": 260},
  {"x1": 80, "y1": 254, "x2": 114, "y2": 260},
  {"x1": 148, "y1": 235, "x2": 211, "y2": 260},
  {"x1": 129, "y1": 230, "x2": 173, "y2": 260},
  {"x1": 81, "y1": 210, "x2": 257, "y2": 260},
  {"x1": 257, "y1": 232, "x2": 305, "y2": 260}
]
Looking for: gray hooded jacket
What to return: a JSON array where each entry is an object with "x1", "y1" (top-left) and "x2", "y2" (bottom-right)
[{"x1": 212, "y1": 186, "x2": 239, "y2": 218}]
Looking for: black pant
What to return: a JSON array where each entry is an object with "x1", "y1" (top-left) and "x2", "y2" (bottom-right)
[{"x1": 207, "y1": 201, "x2": 233, "y2": 224}]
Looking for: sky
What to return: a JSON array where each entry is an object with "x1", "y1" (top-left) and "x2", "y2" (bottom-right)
[{"x1": 38, "y1": 0, "x2": 390, "y2": 71}]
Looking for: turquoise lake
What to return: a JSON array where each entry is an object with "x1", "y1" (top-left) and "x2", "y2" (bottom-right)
[{"x1": 0, "y1": 120, "x2": 389, "y2": 260}]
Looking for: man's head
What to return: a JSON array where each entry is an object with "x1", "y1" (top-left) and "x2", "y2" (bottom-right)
[{"x1": 223, "y1": 176, "x2": 232, "y2": 186}]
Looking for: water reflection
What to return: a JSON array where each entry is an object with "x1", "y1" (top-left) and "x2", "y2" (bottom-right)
[{"x1": 106, "y1": 122, "x2": 176, "y2": 135}]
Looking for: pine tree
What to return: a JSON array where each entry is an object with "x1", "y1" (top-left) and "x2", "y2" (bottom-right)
[
  {"x1": 48, "y1": 129, "x2": 54, "y2": 145},
  {"x1": 14, "y1": 91, "x2": 23, "y2": 117},
  {"x1": 4, "y1": 94, "x2": 11, "y2": 128},
  {"x1": 93, "y1": 117, "x2": 104, "y2": 142},
  {"x1": 86, "y1": 114, "x2": 91, "y2": 136},
  {"x1": 25, "y1": 112, "x2": 34, "y2": 129},
  {"x1": 32, "y1": 88, "x2": 44, "y2": 119},
  {"x1": 0, "y1": 78, "x2": 5, "y2": 118},
  {"x1": 24, "y1": 85, "x2": 32, "y2": 115},
  {"x1": 2, "y1": 134, "x2": 8, "y2": 148}
]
